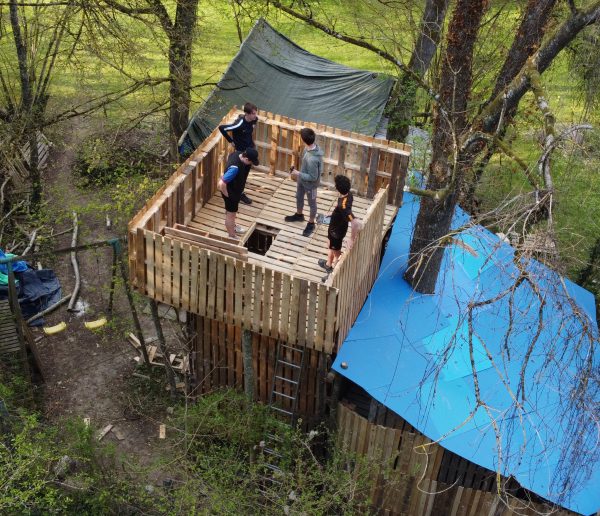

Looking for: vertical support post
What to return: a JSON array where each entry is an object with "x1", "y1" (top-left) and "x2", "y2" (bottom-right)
[
  {"x1": 242, "y1": 328, "x2": 254, "y2": 401},
  {"x1": 149, "y1": 299, "x2": 178, "y2": 397},
  {"x1": 107, "y1": 244, "x2": 118, "y2": 316},
  {"x1": 6, "y1": 263, "x2": 33, "y2": 396},
  {"x1": 116, "y1": 241, "x2": 150, "y2": 365}
]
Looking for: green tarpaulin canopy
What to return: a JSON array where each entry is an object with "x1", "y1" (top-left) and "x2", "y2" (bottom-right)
[{"x1": 180, "y1": 18, "x2": 395, "y2": 154}]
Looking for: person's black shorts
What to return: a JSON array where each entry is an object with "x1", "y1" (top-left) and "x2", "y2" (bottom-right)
[
  {"x1": 221, "y1": 193, "x2": 240, "y2": 213},
  {"x1": 328, "y1": 236, "x2": 344, "y2": 251}
]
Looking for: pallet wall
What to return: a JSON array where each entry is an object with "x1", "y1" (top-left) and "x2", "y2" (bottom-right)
[
  {"x1": 190, "y1": 314, "x2": 331, "y2": 427},
  {"x1": 336, "y1": 404, "x2": 575, "y2": 516}
]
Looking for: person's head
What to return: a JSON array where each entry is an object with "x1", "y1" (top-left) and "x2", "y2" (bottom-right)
[
  {"x1": 241, "y1": 147, "x2": 259, "y2": 166},
  {"x1": 243, "y1": 102, "x2": 258, "y2": 121},
  {"x1": 334, "y1": 174, "x2": 351, "y2": 195},
  {"x1": 300, "y1": 127, "x2": 316, "y2": 146}
]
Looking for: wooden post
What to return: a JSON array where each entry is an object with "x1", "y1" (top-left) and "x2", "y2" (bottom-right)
[
  {"x1": 6, "y1": 264, "x2": 33, "y2": 400},
  {"x1": 149, "y1": 299, "x2": 178, "y2": 398},
  {"x1": 118, "y1": 250, "x2": 150, "y2": 365},
  {"x1": 242, "y1": 329, "x2": 254, "y2": 401},
  {"x1": 107, "y1": 244, "x2": 118, "y2": 315}
]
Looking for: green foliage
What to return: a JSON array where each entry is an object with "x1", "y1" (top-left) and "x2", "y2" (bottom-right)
[{"x1": 74, "y1": 129, "x2": 163, "y2": 186}]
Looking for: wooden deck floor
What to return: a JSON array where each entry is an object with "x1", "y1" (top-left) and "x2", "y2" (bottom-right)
[{"x1": 185, "y1": 172, "x2": 397, "y2": 283}]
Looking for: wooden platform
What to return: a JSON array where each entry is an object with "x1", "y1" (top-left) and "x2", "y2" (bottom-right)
[{"x1": 185, "y1": 172, "x2": 398, "y2": 283}]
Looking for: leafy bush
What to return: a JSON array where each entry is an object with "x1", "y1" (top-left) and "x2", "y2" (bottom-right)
[{"x1": 74, "y1": 128, "x2": 165, "y2": 186}]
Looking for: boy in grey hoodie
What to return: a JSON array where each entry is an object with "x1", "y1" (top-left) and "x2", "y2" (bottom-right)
[{"x1": 285, "y1": 128, "x2": 324, "y2": 237}]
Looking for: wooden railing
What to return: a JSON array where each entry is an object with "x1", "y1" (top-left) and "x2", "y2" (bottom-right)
[
  {"x1": 128, "y1": 108, "x2": 411, "y2": 354},
  {"x1": 137, "y1": 229, "x2": 339, "y2": 352},
  {"x1": 330, "y1": 188, "x2": 387, "y2": 345}
]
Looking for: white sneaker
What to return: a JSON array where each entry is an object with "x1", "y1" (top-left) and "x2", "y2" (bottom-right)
[{"x1": 235, "y1": 224, "x2": 245, "y2": 234}]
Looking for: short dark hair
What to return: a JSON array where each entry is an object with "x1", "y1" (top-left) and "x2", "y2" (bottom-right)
[
  {"x1": 300, "y1": 127, "x2": 316, "y2": 145},
  {"x1": 334, "y1": 175, "x2": 351, "y2": 195},
  {"x1": 243, "y1": 102, "x2": 258, "y2": 114}
]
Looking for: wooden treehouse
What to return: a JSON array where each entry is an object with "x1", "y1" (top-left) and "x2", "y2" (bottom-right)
[{"x1": 128, "y1": 108, "x2": 411, "y2": 425}]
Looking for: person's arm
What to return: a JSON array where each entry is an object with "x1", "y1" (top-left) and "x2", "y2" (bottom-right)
[
  {"x1": 218, "y1": 165, "x2": 239, "y2": 196},
  {"x1": 218, "y1": 117, "x2": 244, "y2": 145}
]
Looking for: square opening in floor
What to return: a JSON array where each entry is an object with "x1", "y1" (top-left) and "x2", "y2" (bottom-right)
[{"x1": 244, "y1": 224, "x2": 280, "y2": 255}]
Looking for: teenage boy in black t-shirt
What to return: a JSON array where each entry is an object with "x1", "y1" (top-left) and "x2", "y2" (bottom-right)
[
  {"x1": 318, "y1": 175, "x2": 362, "y2": 273},
  {"x1": 217, "y1": 148, "x2": 259, "y2": 239}
]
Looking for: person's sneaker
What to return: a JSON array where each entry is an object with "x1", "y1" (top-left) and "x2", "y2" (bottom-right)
[
  {"x1": 284, "y1": 213, "x2": 305, "y2": 222},
  {"x1": 318, "y1": 259, "x2": 333, "y2": 273},
  {"x1": 240, "y1": 192, "x2": 252, "y2": 205},
  {"x1": 234, "y1": 224, "x2": 245, "y2": 234},
  {"x1": 302, "y1": 222, "x2": 315, "y2": 237}
]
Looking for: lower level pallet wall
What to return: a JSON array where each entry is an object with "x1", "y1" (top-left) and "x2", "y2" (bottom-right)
[
  {"x1": 190, "y1": 314, "x2": 333, "y2": 426},
  {"x1": 336, "y1": 404, "x2": 575, "y2": 516}
]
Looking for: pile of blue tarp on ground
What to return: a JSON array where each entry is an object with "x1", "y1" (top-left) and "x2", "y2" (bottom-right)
[
  {"x1": 0, "y1": 250, "x2": 62, "y2": 326},
  {"x1": 333, "y1": 192, "x2": 599, "y2": 515}
]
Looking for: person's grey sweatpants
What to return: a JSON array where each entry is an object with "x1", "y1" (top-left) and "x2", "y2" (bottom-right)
[{"x1": 296, "y1": 183, "x2": 318, "y2": 221}]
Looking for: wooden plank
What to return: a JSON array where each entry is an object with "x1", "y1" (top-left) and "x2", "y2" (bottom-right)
[
  {"x1": 262, "y1": 268, "x2": 273, "y2": 337},
  {"x1": 279, "y1": 274, "x2": 291, "y2": 341},
  {"x1": 206, "y1": 253, "x2": 216, "y2": 319},
  {"x1": 270, "y1": 271, "x2": 282, "y2": 339},
  {"x1": 324, "y1": 288, "x2": 337, "y2": 352},
  {"x1": 181, "y1": 242, "x2": 190, "y2": 310},
  {"x1": 243, "y1": 262, "x2": 253, "y2": 329},
  {"x1": 252, "y1": 267, "x2": 263, "y2": 333},
  {"x1": 165, "y1": 226, "x2": 247, "y2": 255},
  {"x1": 367, "y1": 148, "x2": 380, "y2": 199},
  {"x1": 190, "y1": 246, "x2": 199, "y2": 313},
  {"x1": 306, "y1": 282, "x2": 318, "y2": 349},
  {"x1": 144, "y1": 231, "x2": 155, "y2": 298},
  {"x1": 172, "y1": 238, "x2": 182, "y2": 307},
  {"x1": 296, "y1": 280, "x2": 308, "y2": 348},
  {"x1": 225, "y1": 257, "x2": 235, "y2": 325},
  {"x1": 215, "y1": 254, "x2": 225, "y2": 321},
  {"x1": 234, "y1": 260, "x2": 244, "y2": 324},
  {"x1": 288, "y1": 277, "x2": 300, "y2": 345}
]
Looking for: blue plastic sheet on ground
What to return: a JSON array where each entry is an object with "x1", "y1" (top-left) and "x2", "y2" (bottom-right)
[
  {"x1": 0, "y1": 268, "x2": 62, "y2": 326},
  {"x1": 333, "y1": 193, "x2": 600, "y2": 515}
]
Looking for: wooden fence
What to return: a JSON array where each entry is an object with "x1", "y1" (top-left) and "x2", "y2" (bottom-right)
[
  {"x1": 330, "y1": 188, "x2": 387, "y2": 345},
  {"x1": 138, "y1": 229, "x2": 339, "y2": 353},
  {"x1": 337, "y1": 404, "x2": 575, "y2": 516}
]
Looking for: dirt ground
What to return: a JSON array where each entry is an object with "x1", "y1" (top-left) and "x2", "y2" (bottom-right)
[{"x1": 32, "y1": 122, "x2": 182, "y2": 471}]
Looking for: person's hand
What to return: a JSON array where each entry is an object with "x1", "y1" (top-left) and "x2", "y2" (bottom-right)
[
  {"x1": 290, "y1": 168, "x2": 299, "y2": 178},
  {"x1": 218, "y1": 179, "x2": 228, "y2": 197}
]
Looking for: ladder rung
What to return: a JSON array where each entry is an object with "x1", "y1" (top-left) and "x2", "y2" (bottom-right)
[
  {"x1": 280, "y1": 343, "x2": 304, "y2": 353},
  {"x1": 264, "y1": 447, "x2": 282, "y2": 458},
  {"x1": 278, "y1": 359, "x2": 301, "y2": 369},
  {"x1": 266, "y1": 433, "x2": 284, "y2": 442},
  {"x1": 275, "y1": 375, "x2": 298, "y2": 384},
  {"x1": 265, "y1": 463, "x2": 282, "y2": 473},
  {"x1": 273, "y1": 391, "x2": 294, "y2": 400},
  {"x1": 271, "y1": 406, "x2": 293, "y2": 416}
]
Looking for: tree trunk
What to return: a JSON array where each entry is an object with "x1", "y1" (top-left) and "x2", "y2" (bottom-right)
[
  {"x1": 168, "y1": 0, "x2": 198, "y2": 160},
  {"x1": 387, "y1": 0, "x2": 449, "y2": 142},
  {"x1": 405, "y1": 0, "x2": 489, "y2": 294},
  {"x1": 10, "y1": 0, "x2": 42, "y2": 208},
  {"x1": 462, "y1": 0, "x2": 558, "y2": 210}
]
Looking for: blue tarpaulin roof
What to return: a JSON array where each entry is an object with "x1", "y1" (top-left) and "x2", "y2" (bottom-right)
[{"x1": 333, "y1": 192, "x2": 600, "y2": 515}]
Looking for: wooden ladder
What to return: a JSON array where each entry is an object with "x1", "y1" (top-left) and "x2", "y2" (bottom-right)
[
  {"x1": 259, "y1": 341, "x2": 306, "y2": 500},
  {"x1": 268, "y1": 341, "x2": 306, "y2": 425}
]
